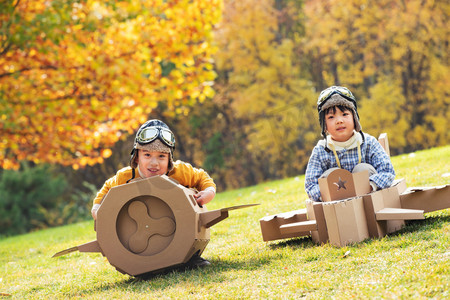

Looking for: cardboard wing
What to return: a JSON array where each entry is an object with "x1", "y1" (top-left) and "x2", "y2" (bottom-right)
[
  {"x1": 52, "y1": 240, "x2": 102, "y2": 257},
  {"x1": 363, "y1": 179, "x2": 424, "y2": 238},
  {"x1": 259, "y1": 209, "x2": 311, "y2": 242},
  {"x1": 400, "y1": 184, "x2": 450, "y2": 213},
  {"x1": 200, "y1": 204, "x2": 259, "y2": 228}
]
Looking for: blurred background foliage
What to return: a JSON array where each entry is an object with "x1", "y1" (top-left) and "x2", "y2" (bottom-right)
[{"x1": 0, "y1": 0, "x2": 448, "y2": 235}]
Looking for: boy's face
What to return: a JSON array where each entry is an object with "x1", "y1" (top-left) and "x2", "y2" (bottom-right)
[
  {"x1": 136, "y1": 149, "x2": 169, "y2": 178},
  {"x1": 325, "y1": 106, "x2": 355, "y2": 142}
]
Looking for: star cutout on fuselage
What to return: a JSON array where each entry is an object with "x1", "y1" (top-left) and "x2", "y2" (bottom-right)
[{"x1": 334, "y1": 177, "x2": 347, "y2": 190}]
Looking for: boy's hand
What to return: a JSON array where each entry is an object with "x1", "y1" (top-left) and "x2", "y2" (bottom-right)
[
  {"x1": 91, "y1": 204, "x2": 101, "y2": 220},
  {"x1": 369, "y1": 181, "x2": 378, "y2": 192},
  {"x1": 194, "y1": 189, "x2": 215, "y2": 206}
]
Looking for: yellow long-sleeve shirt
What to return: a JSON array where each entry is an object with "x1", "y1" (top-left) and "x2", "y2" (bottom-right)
[{"x1": 93, "y1": 160, "x2": 216, "y2": 205}]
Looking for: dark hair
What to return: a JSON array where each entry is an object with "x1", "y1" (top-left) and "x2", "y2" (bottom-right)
[{"x1": 324, "y1": 105, "x2": 353, "y2": 116}]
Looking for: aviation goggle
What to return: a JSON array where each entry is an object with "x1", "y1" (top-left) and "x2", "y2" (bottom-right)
[
  {"x1": 317, "y1": 86, "x2": 356, "y2": 112},
  {"x1": 136, "y1": 126, "x2": 175, "y2": 148}
]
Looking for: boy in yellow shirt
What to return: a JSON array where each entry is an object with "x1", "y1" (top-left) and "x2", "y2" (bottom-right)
[{"x1": 91, "y1": 119, "x2": 216, "y2": 268}]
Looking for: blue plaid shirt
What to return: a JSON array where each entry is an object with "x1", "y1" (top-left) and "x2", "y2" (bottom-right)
[{"x1": 305, "y1": 133, "x2": 395, "y2": 201}]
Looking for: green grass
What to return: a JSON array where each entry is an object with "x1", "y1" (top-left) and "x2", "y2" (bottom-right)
[{"x1": 1, "y1": 145, "x2": 449, "y2": 299}]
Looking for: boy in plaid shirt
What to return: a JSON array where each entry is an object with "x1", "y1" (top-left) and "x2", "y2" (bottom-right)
[{"x1": 305, "y1": 86, "x2": 395, "y2": 202}]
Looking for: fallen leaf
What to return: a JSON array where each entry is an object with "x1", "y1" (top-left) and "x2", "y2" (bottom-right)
[{"x1": 342, "y1": 250, "x2": 350, "y2": 258}]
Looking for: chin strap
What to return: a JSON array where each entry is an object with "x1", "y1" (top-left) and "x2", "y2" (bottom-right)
[{"x1": 126, "y1": 168, "x2": 136, "y2": 183}]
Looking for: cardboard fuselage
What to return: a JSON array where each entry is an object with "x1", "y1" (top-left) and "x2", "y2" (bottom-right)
[{"x1": 53, "y1": 175, "x2": 257, "y2": 276}]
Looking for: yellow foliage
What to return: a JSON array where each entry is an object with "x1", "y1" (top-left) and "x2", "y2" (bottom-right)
[
  {"x1": 211, "y1": 0, "x2": 318, "y2": 177},
  {"x1": 359, "y1": 79, "x2": 409, "y2": 150},
  {"x1": 303, "y1": 0, "x2": 449, "y2": 153},
  {"x1": 0, "y1": 0, "x2": 222, "y2": 169},
  {"x1": 101, "y1": 149, "x2": 112, "y2": 159}
]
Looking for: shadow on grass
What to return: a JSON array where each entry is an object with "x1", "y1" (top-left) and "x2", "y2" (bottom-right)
[
  {"x1": 130, "y1": 251, "x2": 276, "y2": 282},
  {"x1": 64, "y1": 253, "x2": 274, "y2": 295},
  {"x1": 50, "y1": 212, "x2": 449, "y2": 296},
  {"x1": 267, "y1": 236, "x2": 316, "y2": 250},
  {"x1": 393, "y1": 213, "x2": 450, "y2": 235},
  {"x1": 264, "y1": 211, "x2": 449, "y2": 250}
]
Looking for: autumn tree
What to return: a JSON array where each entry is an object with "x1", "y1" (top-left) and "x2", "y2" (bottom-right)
[
  {"x1": 5, "y1": 0, "x2": 447, "y2": 191},
  {"x1": 170, "y1": 0, "x2": 448, "y2": 190},
  {"x1": 170, "y1": 0, "x2": 318, "y2": 189},
  {"x1": 301, "y1": 0, "x2": 449, "y2": 153},
  {"x1": 0, "y1": 0, "x2": 221, "y2": 169}
]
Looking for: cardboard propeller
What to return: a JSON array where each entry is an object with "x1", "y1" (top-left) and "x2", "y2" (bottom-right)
[{"x1": 53, "y1": 175, "x2": 258, "y2": 276}]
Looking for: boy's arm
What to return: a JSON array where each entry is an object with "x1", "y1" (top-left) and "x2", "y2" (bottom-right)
[
  {"x1": 305, "y1": 148, "x2": 324, "y2": 202},
  {"x1": 170, "y1": 161, "x2": 216, "y2": 192},
  {"x1": 367, "y1": 138, "x2": 396, "y2": 190},
  {"x1": 93, "y1": 182, "x2": 111, "y2": 205},
  {"x1": 170, "y1": 161, "x2": 216, "y2": 205},
  {"x1": 193, "y1": 187, "x2": 216, "y2": 206},
  {"x1": 91, "y1": 173, "x2": 122, "y2": 219},
  {"x1": 91, "y1": 182, "x2": 112, "y2": 220}
]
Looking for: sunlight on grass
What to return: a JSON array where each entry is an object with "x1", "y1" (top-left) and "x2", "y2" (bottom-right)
[
  {"x1": 392, "y1": 145, "x2": 450, "y2": 186},
  {"x1": 1, "y1": 146, "x2": 449, "y2": 299}
]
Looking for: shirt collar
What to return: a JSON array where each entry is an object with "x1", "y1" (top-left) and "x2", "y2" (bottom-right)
[{"x1": 326, "y1": 130, "x2": 362, "y2": 151}]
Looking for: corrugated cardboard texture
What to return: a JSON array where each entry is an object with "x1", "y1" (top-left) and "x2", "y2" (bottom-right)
[
  {"x1": 363, "y1": 191, "x2": 387, "y2": 238},
  {"x1": 53, "y1": 175, "x2": 257, "y2": 276},
  {"x1": 306, "y1": 200, "x2": 328, "y2": 244},
  {"x1": 400, "y1": 185, "x2": 450, "y2": 213},
  {"x1": 379, "y1": 184, "x2": 406, "y2": 233},
  {"x1": 96, "y1": 175, "x2": 210, "y2": 276},
  {"x1": 319, "y1": 169, "x2": 371, "y2": 202},
  {"x1": 363, "y1": 183, "x2": 405, "y2": 238},
  {"x1": 392, "y1": 178, "x2": 407, "y2": 194},
  {"x1": 322, "y1": 197, "x2": 369, "y2": 247},
  {"x1": 375, "y1": 208, "x2": 424, "y2": 220},
  {"x1": 259, "y1": 209, "x2": 309, "y2": 241},
  {"x1": 378, "y1": 133, "x2": 390, "y2": 157},
  {"x1": 279, "y1": 220, "x2": 317, "y2": 235}
]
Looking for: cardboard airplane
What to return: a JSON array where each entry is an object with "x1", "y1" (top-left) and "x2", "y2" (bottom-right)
[
  {"x1": 53, "y1": 175, "x2": 258, "y2": 276},
  {"x1": 260, "y1": 133, "x2": 450, "y2": 247}
]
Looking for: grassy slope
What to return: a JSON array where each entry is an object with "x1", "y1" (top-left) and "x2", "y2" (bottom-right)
[{"x1": 1, "y1": 146, "x2": 449, "y2": 299}]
